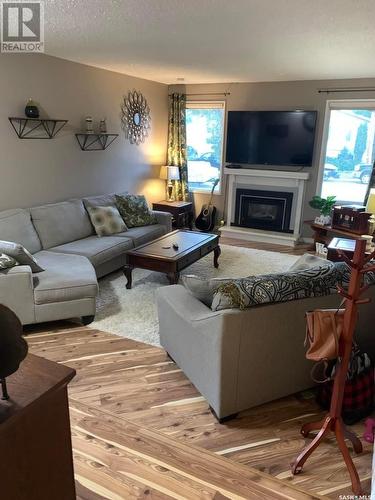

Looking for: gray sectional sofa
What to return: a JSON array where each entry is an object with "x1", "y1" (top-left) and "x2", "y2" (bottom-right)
[{"x1": 0, "y1": 193, "x2": 172, "y2": 325}]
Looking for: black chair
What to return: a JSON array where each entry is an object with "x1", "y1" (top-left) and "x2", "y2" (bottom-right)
[{"x1": 0, "y1": 304, "x2": 28, "y2": 399}]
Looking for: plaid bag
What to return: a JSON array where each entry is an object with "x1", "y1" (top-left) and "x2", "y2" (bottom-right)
[{"x1": 316, "y1": 346, "x2": 375, "y2": 425}]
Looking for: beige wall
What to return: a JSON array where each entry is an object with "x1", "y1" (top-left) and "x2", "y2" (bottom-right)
[
  {"x1": 170, "y1": 79, "x2": 375, "y2": 237},
  {"x1": 0, "y1": 54, "x2": 168, "y2": 211}
]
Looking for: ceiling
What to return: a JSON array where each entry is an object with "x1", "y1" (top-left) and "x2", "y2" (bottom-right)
[{"x1": 45, "y1": 0, "x2": 375, "y2": 85}]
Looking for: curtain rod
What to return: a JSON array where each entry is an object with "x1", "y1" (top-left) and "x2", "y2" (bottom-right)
[
  {"x1": 168, "y1": 92, "x2": 230, "y2": 97},
  {"x1": 318, "y1": 88, "x2": 375, "y2": 94}
]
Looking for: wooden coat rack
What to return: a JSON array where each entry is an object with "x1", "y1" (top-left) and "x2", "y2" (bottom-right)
[{"x1": 291, "y1": 238, "x2": 375, "y2": 495}]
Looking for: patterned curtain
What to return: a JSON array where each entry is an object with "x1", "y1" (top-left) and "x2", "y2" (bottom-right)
[{"x1": 167, "y1": 93, "x2": 189, "y2": 201}]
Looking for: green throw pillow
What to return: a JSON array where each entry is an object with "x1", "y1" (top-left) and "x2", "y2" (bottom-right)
[
  {"x1": 87, "y1": 206, "x2": 127, "y2": 237},
  {"x1": 115, "y1": 194, "x2": 157, "y2": 228},
  {"x1": 0, "y1": 253, "x2": 18, "y2": 270}
]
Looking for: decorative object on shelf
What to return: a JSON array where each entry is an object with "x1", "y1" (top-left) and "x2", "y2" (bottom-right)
[
  {"x1": 8, "y1": 117, "x2": 68, "y2": 139},
  {"x1": 99, "y1": 118, "x2": 107, "y2": 133},
  {"x1": 85, "y1": 116, "x2": 94, "y2": 134},
  {"x1": 159, "y1": 165, "x2": 180, "y2": 201},
  {"x1": 315, "y1": 242, "x2": 328, "y2": 258},
  {"x1": 121, "y1": 90, "x2": 151, "y2": 145},
  {"x1": 332, "y1": 205, "x2": 371, "y2": 234},
  {"x1": 75, "y1": 133, "x2": 119, "y2": 151},
  {"x1": 309, "y1": 195, "x2": 336, "y2": 225},
  {"x1": 0, "y1": 304, "x2": 28, "y2": 400},
  {"x1": 363, "y1": 235, "x2": 374, "y2": 252},
  {"x1": 25, "y1": 98, "x2": 39, "y2": 118}
]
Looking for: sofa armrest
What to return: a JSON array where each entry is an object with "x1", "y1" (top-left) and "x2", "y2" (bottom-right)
[
  {"x1": 151, "y1": 210, "x2": 172, "y2": 233},
  {"x1": 157, "y1": 285, "x2": 242, "y2": 418},
  {"x1": 0, "y1": 265, "x2": 35, "y2": 324},
  {"x1": 157, "y1": 284, "x2": 221, "y2": 322}
]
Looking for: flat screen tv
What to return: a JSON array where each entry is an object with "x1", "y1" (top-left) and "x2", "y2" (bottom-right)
[{"x1": 226, "y1": 110, "x2": 317, "y2": 167}]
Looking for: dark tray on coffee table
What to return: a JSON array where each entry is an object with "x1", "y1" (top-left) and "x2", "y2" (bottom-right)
[{"x1": 123, "y1": 230, "x2": 220, "y2": 289}]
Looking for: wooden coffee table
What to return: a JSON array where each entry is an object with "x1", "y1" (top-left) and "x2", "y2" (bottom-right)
[{"x1": 124, "y1": 230, "x2": 220, "y2": 289}]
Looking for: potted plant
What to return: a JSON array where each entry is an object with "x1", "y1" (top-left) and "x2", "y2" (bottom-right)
[{"x1": 309, "y1": 195, "x2": 336, "y2": 225}]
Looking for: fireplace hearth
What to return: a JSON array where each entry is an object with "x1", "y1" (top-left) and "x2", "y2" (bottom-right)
[{"x1": 233, "y1": 188, "x2": 293, "y2": 233}]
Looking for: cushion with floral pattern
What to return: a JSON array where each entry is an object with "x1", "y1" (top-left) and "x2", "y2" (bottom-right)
[{"x1": 115, "y1": 194, "x2": 157, "y2": 228}]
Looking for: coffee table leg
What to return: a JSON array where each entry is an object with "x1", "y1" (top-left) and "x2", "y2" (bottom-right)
[
  {"x1": 167, "y1": 272, "x2": 180, "y2": 285},
  {"x1": 123, "y1": 265, "x2": 134, "y2": 289},
  {"x1": 214, "y1": 246, "x2": 221, "y2": 268}
]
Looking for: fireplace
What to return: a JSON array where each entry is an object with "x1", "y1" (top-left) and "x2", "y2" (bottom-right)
[{"x1": 233, "y1": 188, "x2": 293, "y2": 233}]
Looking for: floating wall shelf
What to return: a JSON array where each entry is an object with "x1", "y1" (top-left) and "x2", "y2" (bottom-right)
[
  {"x1": 75, "y1": 133, "x2": 119, "y2": 151},
  {"x1": 9, "y1": 117, "x2": 68, "y2": 139}
]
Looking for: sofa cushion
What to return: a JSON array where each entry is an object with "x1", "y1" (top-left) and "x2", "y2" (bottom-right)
[
  {"x1": 82, "y1": 191, "x2": 128, "y2": 210},
  {"x1": 0, "y1": 240, "x2": 44, "y2": 272},
  {"x1": 115, "y1": 194, "x2": 157, "y2": 228},
  {"x1": 30, "y1": 199, "x2": 94, "y2": 249},
  {"x1": 0, "y1": 209, "x2": 41, "y2": 254},
  {"x1": 114, "y1": 224, "x2": 166, "y2": 246},
  {"x1": 33, "y1": 251, "x2": 98, "y2": 305},
  {"x1": 0, "y1": 253, "x2": 18, "y2": 270},
  {"x1": 48, "y1": 235, "x2": 134, "y2": 268}
]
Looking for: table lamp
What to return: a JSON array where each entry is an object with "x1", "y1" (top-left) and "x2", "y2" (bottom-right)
[
  {"x1": 160, "y1": 166, "x2": 180, "y2": 201},
  {"x1": 366, "y1": 188, "x2": 375, "y2": 214},
  {"x1": 366, "y1": 188, "x2": 375, "y2": 236}
]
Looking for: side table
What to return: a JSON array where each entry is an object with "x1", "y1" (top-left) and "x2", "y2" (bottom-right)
[
  {"x1": 153, "y1": 200, "x2": 194, "y2": 230},
  {"x1": 0, "y1": 354, "x2": 76, "y2": 500},
  {"x1": 305, "y1": 220, "x2": 362, "y2": 249}
]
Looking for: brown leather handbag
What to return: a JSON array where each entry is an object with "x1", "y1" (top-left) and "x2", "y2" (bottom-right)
[{"x1": 305, "y1": 309, "x2": 345, "y2": 362}]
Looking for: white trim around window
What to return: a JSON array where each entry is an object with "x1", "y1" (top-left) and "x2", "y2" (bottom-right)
[
  {"x1": 186, "y1": 100, "x2": 226, "y2": 195},
  {"x1": 317, "y1": 99, "x2": 375, "y2": 204}
]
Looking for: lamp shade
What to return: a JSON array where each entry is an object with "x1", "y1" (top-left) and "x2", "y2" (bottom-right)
[
  {"x1": 168, "y1": 166, "x2": 180, "y2": 181},
  {"x1": 366, "y1": 188, "x2": 375, "y2": 214}
]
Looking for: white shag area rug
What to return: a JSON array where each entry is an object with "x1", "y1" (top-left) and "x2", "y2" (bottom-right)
[{"x1": 92, "y1": 244, "x2": 299, "y2": 346}]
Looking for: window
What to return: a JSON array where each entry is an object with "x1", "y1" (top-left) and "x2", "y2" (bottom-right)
[
  {"x1": 186, "y1": 102, "x2": 225, "y2": 193},
  {"x1": 320, "y1": 102, "x2": 375, "y2": 204}
]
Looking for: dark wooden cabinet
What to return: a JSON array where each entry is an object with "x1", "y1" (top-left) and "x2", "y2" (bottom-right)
[
  {"x1": 0, "y1": 354, "x2": 76, "y2": 500},
  {"x1": 153, "y1": 200, "x2": 194, "y2": 230}
]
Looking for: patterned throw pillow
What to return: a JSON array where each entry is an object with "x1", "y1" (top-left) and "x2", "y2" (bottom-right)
[
  {"x1": 210, "y1": 262, "x2": 355, "y2": 311},
  {"x1": 0, "y1": 253, "x2": 18, "y2": 270},
  {"x1": 87, "y1": 206, "x2": 127, "y2": 237},
  {"x1": 115, "y1": 194, "x2": 157, "y2": 228},
  {"x1": 0, "y1": 240, "x2": 44, "y2": 273}
]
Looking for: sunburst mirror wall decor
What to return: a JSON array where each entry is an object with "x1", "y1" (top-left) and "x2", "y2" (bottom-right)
[{"x1": 121, "y1": 90, "x2": 151, "y2": 145}]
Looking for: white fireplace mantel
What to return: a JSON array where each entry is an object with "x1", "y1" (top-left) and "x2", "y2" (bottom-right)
[{"x1": 220, "y1": 168, "x2": 310, "y2": 247}]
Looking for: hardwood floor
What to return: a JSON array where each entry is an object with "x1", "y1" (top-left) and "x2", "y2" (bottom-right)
[
  {"x1": 26, "y1": 326, "x2": 373, "y2": 500},
  {"x1": 219, "y1": 237, "x2": 312, "y2": 255},
  {"x1": 24, "y1": 240, "x2": 373, "y2": 499}
]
